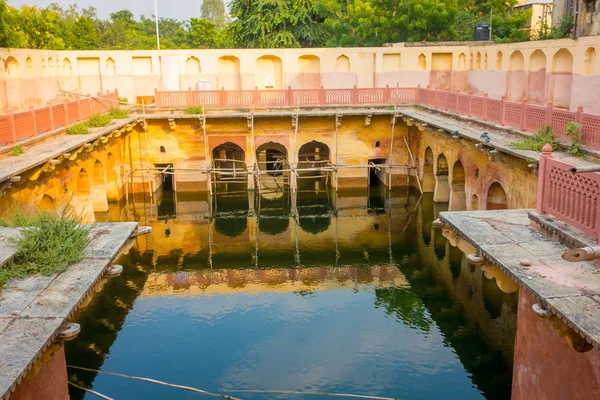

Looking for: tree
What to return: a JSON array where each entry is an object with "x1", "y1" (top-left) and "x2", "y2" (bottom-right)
[
  {"x1": 0, "y1": 0, "x2": 8, "y2": 47},
  {"x1": 187, "y1": 18, "x2": 220, "y2": 48},
  {"x1": 201, "y1": 0, "x2": 227, "y2": 29}
]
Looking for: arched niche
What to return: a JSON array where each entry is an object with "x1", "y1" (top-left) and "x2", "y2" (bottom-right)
[
  {"x1": 63, "y1": 58, "x2": 72, "y2": 76},
  {"x1": 433, "y1": 153, "x2": 450, "y2": 203},
  {"x1": 39, "y1": 194, "x2": 55, "y2": 212},
  {"x1": 509, "y1": 51, "x2": 525, "y2": 71},
  {"x1": 475, "y1": 52, "x2": 481, "y2": 70},
  {"x1": 218, "y1": 56, "x2": 241, "y2": 90},
  {"x1": 418, "y1": 54, "x2": 427, "y2": 71},
  {"x1": 584, "y1": 47, "x2": 596, "y2": 75},
  {"x1": 422, "y1": 146, "x2": 435, "y2": 193},
  {"x1": 470, "y1": 194, "x2": 480, "y2": 210},
  {"x1": 486, "y1": 182, "x2": 508, "y2": 210},
  {"x1": 106, "y1": 57, "x2": 116, "y2": 75},
  {"x1": 527, "y1": 50, "x2": 547, "y2": 105},
  {"x1": 508, "y1": 51, "x2": 525, "y2": 101},
  {"x1": 256, "y1": 55, "x2": 283, "y2": 90},
  {"x1": 457, "y1": 53, "x2": 467, "y2": 71},
  {"x1": 297, "y1": 55, "x2": 320, "y2": 89},
  {"x1": 551, "y1": 49, "x2": 574, "y2": 109},
  {"x1": 336, "y1": 55, "x2": 350, "y2": 72},
  {"x1": 106, "y1": 153, "x2": 118, "y2": 182},
  {"x1": 449, "y1": 160, "x2": 466, "y2": 211},
  {"x1": 77, "y1": 169, "x2": 91, "y2": 196},
  {"x1": 5, "y1": 57, "x2": 20, "y2": 78},
  {"x1": 186, "y1": 56, "x2": 201, "y2": 75},
  {"x1": 92, "y1": 160, "x2": 104, "y2": 186},
  {"x1": 26, "y1": 57, "x2": 33, "y2": 77},
  {"x1": 496, "y1": 52, "x2": 503, "y2": 70},
  {"x1": 483, "y1": 52, "x2": 488, "y2": 70}
]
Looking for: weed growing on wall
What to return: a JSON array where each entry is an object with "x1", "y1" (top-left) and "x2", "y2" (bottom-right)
[
  {"x1": 109, "y1": 108, "x2": 129, "y2": 119},
  {"x1": 10, "y1": 145, "x2": 24, "y2": 156},
  {"x1": 566, "y1": 121, "x2": 584, "y2": 156},
  {"x1": 66, "y1": 122, "x2": 90, "y2": 135},
  {"x1": 511, "y1": 125, "x2": 558, "y2": 151},
  {"x1": 86, "y1": 113, "x2": 113, "y2": 127},
  {"x1": 118, "y1": 97, "x2": 129, "y2": 105},
  {"x1": 185, "y1": 106, "x2": 204, "y2": 114},
  {"x1": 0, "y1": 205, "x2": 91, "y2": 287}
]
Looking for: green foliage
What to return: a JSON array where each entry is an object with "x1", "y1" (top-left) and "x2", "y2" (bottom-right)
[
  {"x1": 108, "y1": 108, "x2": 129, "y2": 119},
  {"x1": 536, "y1": 15, "x2": 574, "y2": 40},
  {"x1": 10, "y1": 145, "x2": 24, "y2": 156},
  {"x1": 0, "y1": 206, "x2": 91, "y2": 288},
  {"x1": 566, "y1": 121, "x2": 583, "y2": 156},
  {"x1": 118, "y1": 97, "x2": 129, "y2": 105},
  {"x1": 188, "y1": 18, "x2": 220, "y2": 48},
  {"x1": 66, "y1": 122, "x2": 90, "y2": 135},
  {"x1": 185, "y1": 106, "x2": 204, "y2": 114},
  {"x1": 201, "y1": 0, "x2": 228, "y2": 29},
  {"x1": 86, "y1": 113, "x2": 113, "y2": 127},
  {"x1": 374, "y1": 287, "x2": 433, "y2": 332},
  {"x1": 511, "y1": 125, "x2": 557, "y2": 152}
]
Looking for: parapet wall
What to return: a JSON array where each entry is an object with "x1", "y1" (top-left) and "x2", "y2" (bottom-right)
[{"x1": 1, "y1": 37, "x2": 599, "y2": 113}]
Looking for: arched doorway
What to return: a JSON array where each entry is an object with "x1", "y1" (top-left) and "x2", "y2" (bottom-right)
[
  {"x1": 256, "y1": 142, "x2": 289, "y2": 191},
  {"x1": 486, "y1": 182, "x2": 508, "y2": 210},
  {"x1": 297, "y1": 141, "x2": 330, "y2": 191},
  {"x1": 422, "y1": 147, "x2": 435, "y2": 193},
  {"x1": 39, "y1": 194, "x2": 55, "y2": 212},
  {"x1": 433, "y1": 153, "x2": 450, "y2": 203},
  {"x1": 449, "y1": 160, "x2": 466, "y2": 211},
  {"x1": 106, "y1": 153, "x2": 121, "y2": 201},
  {"x1": 77, "y1": 169, "x2": 91, "y2": 196},
  {"x1": 470, "y1": 194, "x2": 480, "y2": 210},
  {"x1": 551, "y1": 49, "x2": 574, "y2": 109},
  {"x1": 508, "y1": 51, "x2": 525, "y2": 101},
  {"x1": 212, "y1": 142, "x2": 247, "y2": 188},
  {"x1": 527, "y1": 50, "x2": 547, "y2": 104}
]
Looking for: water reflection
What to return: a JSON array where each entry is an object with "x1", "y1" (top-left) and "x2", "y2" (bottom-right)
[{"x1": 66, "y1": 187, "x2": 516, "y2": 400}]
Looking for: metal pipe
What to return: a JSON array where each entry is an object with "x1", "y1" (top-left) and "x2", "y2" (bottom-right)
[
  {"x1": 562, "y1": 246, "x2": 600, "y2": 262},
  {"x1": 569, "y1": 165, "x2": 600, "y2": 174}
]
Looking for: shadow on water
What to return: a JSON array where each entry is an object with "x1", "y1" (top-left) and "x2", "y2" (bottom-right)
[{"x1": 65, "y1": 187, "x2": 515, "y2": 400}]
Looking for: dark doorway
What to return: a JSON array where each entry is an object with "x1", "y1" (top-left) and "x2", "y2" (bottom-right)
[
  {"x1": 155, "y1": 163, "x2": 174, "y2": 191},
  {"x1": 368, "y1": 158, "x2": 386, "y2": 187}
]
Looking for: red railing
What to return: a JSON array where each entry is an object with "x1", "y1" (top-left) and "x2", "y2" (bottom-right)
[
  {"x1": 537, "y1": 146, "x2": 600, "y2": 242},
  {"x1": 0, "y1": 91, "x2": 119, "y2": 147}
]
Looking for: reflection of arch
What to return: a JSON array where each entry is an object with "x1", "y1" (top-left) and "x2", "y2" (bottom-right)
[
  {"x1": 5, "y1": 57, "x2": 20, "y2": 78},
  {"x1": 422, "y1": 147, "x2": 435, "y2": 193},
  {"x1": 470, "y1": 194, "x2": 479, "y2": 210},
  {"x1": 475, "y1": 52, "x2": 481, "y2": 70},
  {"x1": 39, "y1": 194, "x2": 55, "y2": 211},
  {"x1": 496, "y1": 52, "x2": 503, "y2": 70},
  {"x1": 418, "y1": 54, "x2": 426, "y2": 71},
  {"x1": 584, "y1": 48, "x2": 596, "y2": 75},
  {"x1": 449, "y1": 160, "x2": 466, "y2": 211},
  {"x1": 26, "y1": 57, "x2": 33, "y2": 77},
  {"x1": 434, "y1": 230, "x2": 446, "y2": 261},
  {"x1": 258, "y1": 196, "x2": 290, "y2": 236},
  {"x1": 449, "y1": 246, "x2": 463, "y2": 279},
  {"x1": 457, "y1": 53, "x2": 467, "y2": 71},
  {"x1": 92, "y1": 160, "x2": 104, "y2": 186},
  {"x1": 486, "y1": 182, "x2": 507, "y2": 210},
  {"x1": 297, "y1": 55, "x2": 320, "y2": 89},
  {"x1": 77, "y1": 169, "x2": 91, "y2": 196},
  {"x1": 256, "y1": 55, "x2": 283, "y2": 90},
  {"x1": 297, "y1": 191, "x2": 331, "y2": 234},
  {"x1": 256, "y1": 142, "x2": 288, "y2": 176},
  {"x1": 482, "y1": 275, "x2": 503, "y2": 319},
  {"x1": 214, "y1": 196, "x2": 249, "y2": 237},
  {"x1": 63, "y1": 58, "x2": 72, "y2": 76},
  {"x1": 336, "y1": 55, "x2": 350, "y2": 72},
  {"x1": 218, "y1": 56, "x2": 240, "y2": 90},
  {"x1": 185, "y1": 56, "x2": 201, "y2": 74},
  {"x1": 106, "y1": 57, "x2": 116, "y2": 75},
  {"x1": 421, "y1": 195, "x2": 434, "y2": 246}
]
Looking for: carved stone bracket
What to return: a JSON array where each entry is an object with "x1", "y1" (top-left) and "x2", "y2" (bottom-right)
[
  {"x1": 532, "y1": 302, "x2": 593, "y2": 353},
  {"x1": 364, "y1": 114, "x2": 372, "y2": 127}
]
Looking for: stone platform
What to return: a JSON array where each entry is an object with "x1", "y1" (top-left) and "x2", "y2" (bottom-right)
[
  {"x1": 0, "y1": 222, "x2": 139, "y2": 400},
  {"x1": 439, "y1": 209, "x2": 600, "y2": 349}
]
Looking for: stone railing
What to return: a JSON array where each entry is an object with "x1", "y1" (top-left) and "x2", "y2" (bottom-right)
[
  {"x1": 537, "y1": 145, "x2": 600, "y2": 242},
  {"x1": 0, "y1": 90, "x2": 119, "y2": 147}
]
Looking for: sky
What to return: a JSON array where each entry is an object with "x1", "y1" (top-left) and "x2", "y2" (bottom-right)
[{"x1": 7, "y1": 0, "x2": 206, "y2": 20}]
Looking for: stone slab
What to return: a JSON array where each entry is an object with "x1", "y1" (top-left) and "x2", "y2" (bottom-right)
[
  {"x1": 0, "y1": 228, "x2": 18, "y2": 268},
  {"x1": 0, "y1": 222, "x2": 138, "y2": 400},
  {"x1": 440, "y1": 209, "x2": 600, "y2": 349}
]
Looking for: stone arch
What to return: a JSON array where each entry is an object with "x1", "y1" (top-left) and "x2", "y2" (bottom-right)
[
  {"x1": 496, "y1": 51, "x2": 503, "y2": 70},
  {"x1": 584, "y1": 47, "x2": 596, "y2": 75},
  {"x1": 92, "y1": 160, "x2": 104, "y2": 186},
  {"x1": 39, "y1": 194, "x2": 55, "y2": 211},
  {"x1": 528, "y1": 50, "x2": 547, "y2": 104},
  {"x1": 256, "y1": 55, "x2": 283, "y2": 90},
  {"x1": 5, "y1": 57, "x2": 20, "y2": 78},
  {"x1": 486, "y1": 182, "x2": 508, "y2": 210},
  {"x1": 457, "y1": 53, "x2": 467, "y2": 71},
  {"x1": 475, "y1": 52, "x2": 481, "y2": 70},
  {"x1": 449, "y1": 160, "x2": 466, "y2": 211},
  {"x1": 218, "y1": 56, "x2": 241, "y2": 90},
  {"x1": 185, "y1": 56, "x2": 201, "y2": 74},
  {"x1": 433, "y1": 153, "x2": 450, "y2": 203},
  {"x1": 256, "y1": 141, "x2": 288, "y2": 177},
  {"x1": 106, "y1": 153, "x2": 118, "y2": 182},
  {"x1": 551, "y1": 48, "x2": 574, "y2": 109},
  {"x1": 418, "y1": 54, "x2": 427, "y2": 71},
  {"x1": 106, "y1": 57, "x2": 116, "y2": 75},
  {"x1": 483, "y1": 52, "x2": 488, "y2": 70},
  {"x1": 297, "y1": 55, "x2": 320, "y2": 89},
  {"x1": 336, "y1": 55, "x2": 350, "y2": 72},
  {"x1": 48, "y1": 57, "x2": 55, "y2": 72},
  {"x1": 77, "y1": 169, "x2": 91, "y2": 196},
  {"x1": 63, "y1": 58, "x2": 72, "y2": 76},
  {"x1": 26, "y1": 57, "x2": 33, "y2": 77},
  {"x1": 470, "y1": 194, "x2": 480, "y2": 210},
  {"x1": 212, "y1": 142, "x2": 247, "y2": 181},
  {"x1": 297, "y1": 140, "x2": 330, "y2": 189},
  {"x1": 482, "y1": 275, "x2": 504, "y2": 319},
  {"x1": 508, "y1": 51, "x2": 525, "y2": 101},
  {"x1": 422, "y1": 146, "x2": 435, "y2": 193}
]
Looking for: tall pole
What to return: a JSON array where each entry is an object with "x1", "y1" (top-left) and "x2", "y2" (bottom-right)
[{"x1": 154, "y1": 0, "x2": 161, "y2": 50}]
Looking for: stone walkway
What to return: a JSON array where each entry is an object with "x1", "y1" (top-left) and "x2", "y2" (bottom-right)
[{"x1": 440, "y1": 209, "x2": 600, "y2": 349}]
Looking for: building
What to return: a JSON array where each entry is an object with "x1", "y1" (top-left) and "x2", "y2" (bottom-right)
[{"x1": 553, "y1": 0, "x2": 600, "y2": 37}]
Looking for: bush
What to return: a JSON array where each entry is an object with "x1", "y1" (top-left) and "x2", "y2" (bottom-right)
[
  {"x1": 566, "y1": 121, "x2": 583, "y2": 156},
  {"x1": 0, "y1": 206, "x2": 91, "y2": 287},
  {"x1": 86, "y1": 113, "x2": 113, "y2": 127},
  {"x1": 511, "y1": 125, "x2": 558, "y2": 151},
  {"x1": 185, "y1": 106, "x2": 203, "y2": 114},
  {"x1": 10, "y1": 145, "x2": 24, "y2": 156},
  {"x1": 109, "y1": 108, "x2": 129, "y2": 119},
  {"x1": 66, "y1": 122, "x2": 90, "y2": 135},
  {"x1": 118, "y1": 97, "x2": 129, "y2": 105}
]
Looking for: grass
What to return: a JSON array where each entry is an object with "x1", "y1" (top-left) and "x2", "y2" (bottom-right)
[
  {"x1": 108, "y1": 107, "x2": 129, "y2": 119},
  {"x1": 0, "y1": 205, "x2": 91, "y2": 288},
  {"x1": 10, "y1": 145, "x2": 24, "y2": 156},
  {"x1": 66, "y1": 122, "x2": 90, "y2": 135},
  {"x1": 86, "y1": 112, "x2": 113, "y2": 128},
  {"x1": 511, "y1": 125, "x2": 558, "y2": 152},
  {"x1": 185, "y1": 106, "x2": 203, "y2": 114}
]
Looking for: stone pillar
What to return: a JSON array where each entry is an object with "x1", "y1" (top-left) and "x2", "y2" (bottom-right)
[
  {"x1": 422, "y1": 164, "x2": 435, "y2": 192},
  {"x1": 448, "y1": 181, "x2": 466, "y2": 211},
  {"x1": 433, "y1": 175, "x2": 450, "y2": 203}
]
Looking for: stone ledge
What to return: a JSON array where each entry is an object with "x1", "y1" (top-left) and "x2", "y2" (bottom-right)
[{"x1": 528, "y1": 211, "x2": 598, "y2": 249}]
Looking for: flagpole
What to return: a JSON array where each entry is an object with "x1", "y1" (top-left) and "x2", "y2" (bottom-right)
[{"x1": 154, "y1": 0, "x2": 161, "y2": 50}]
